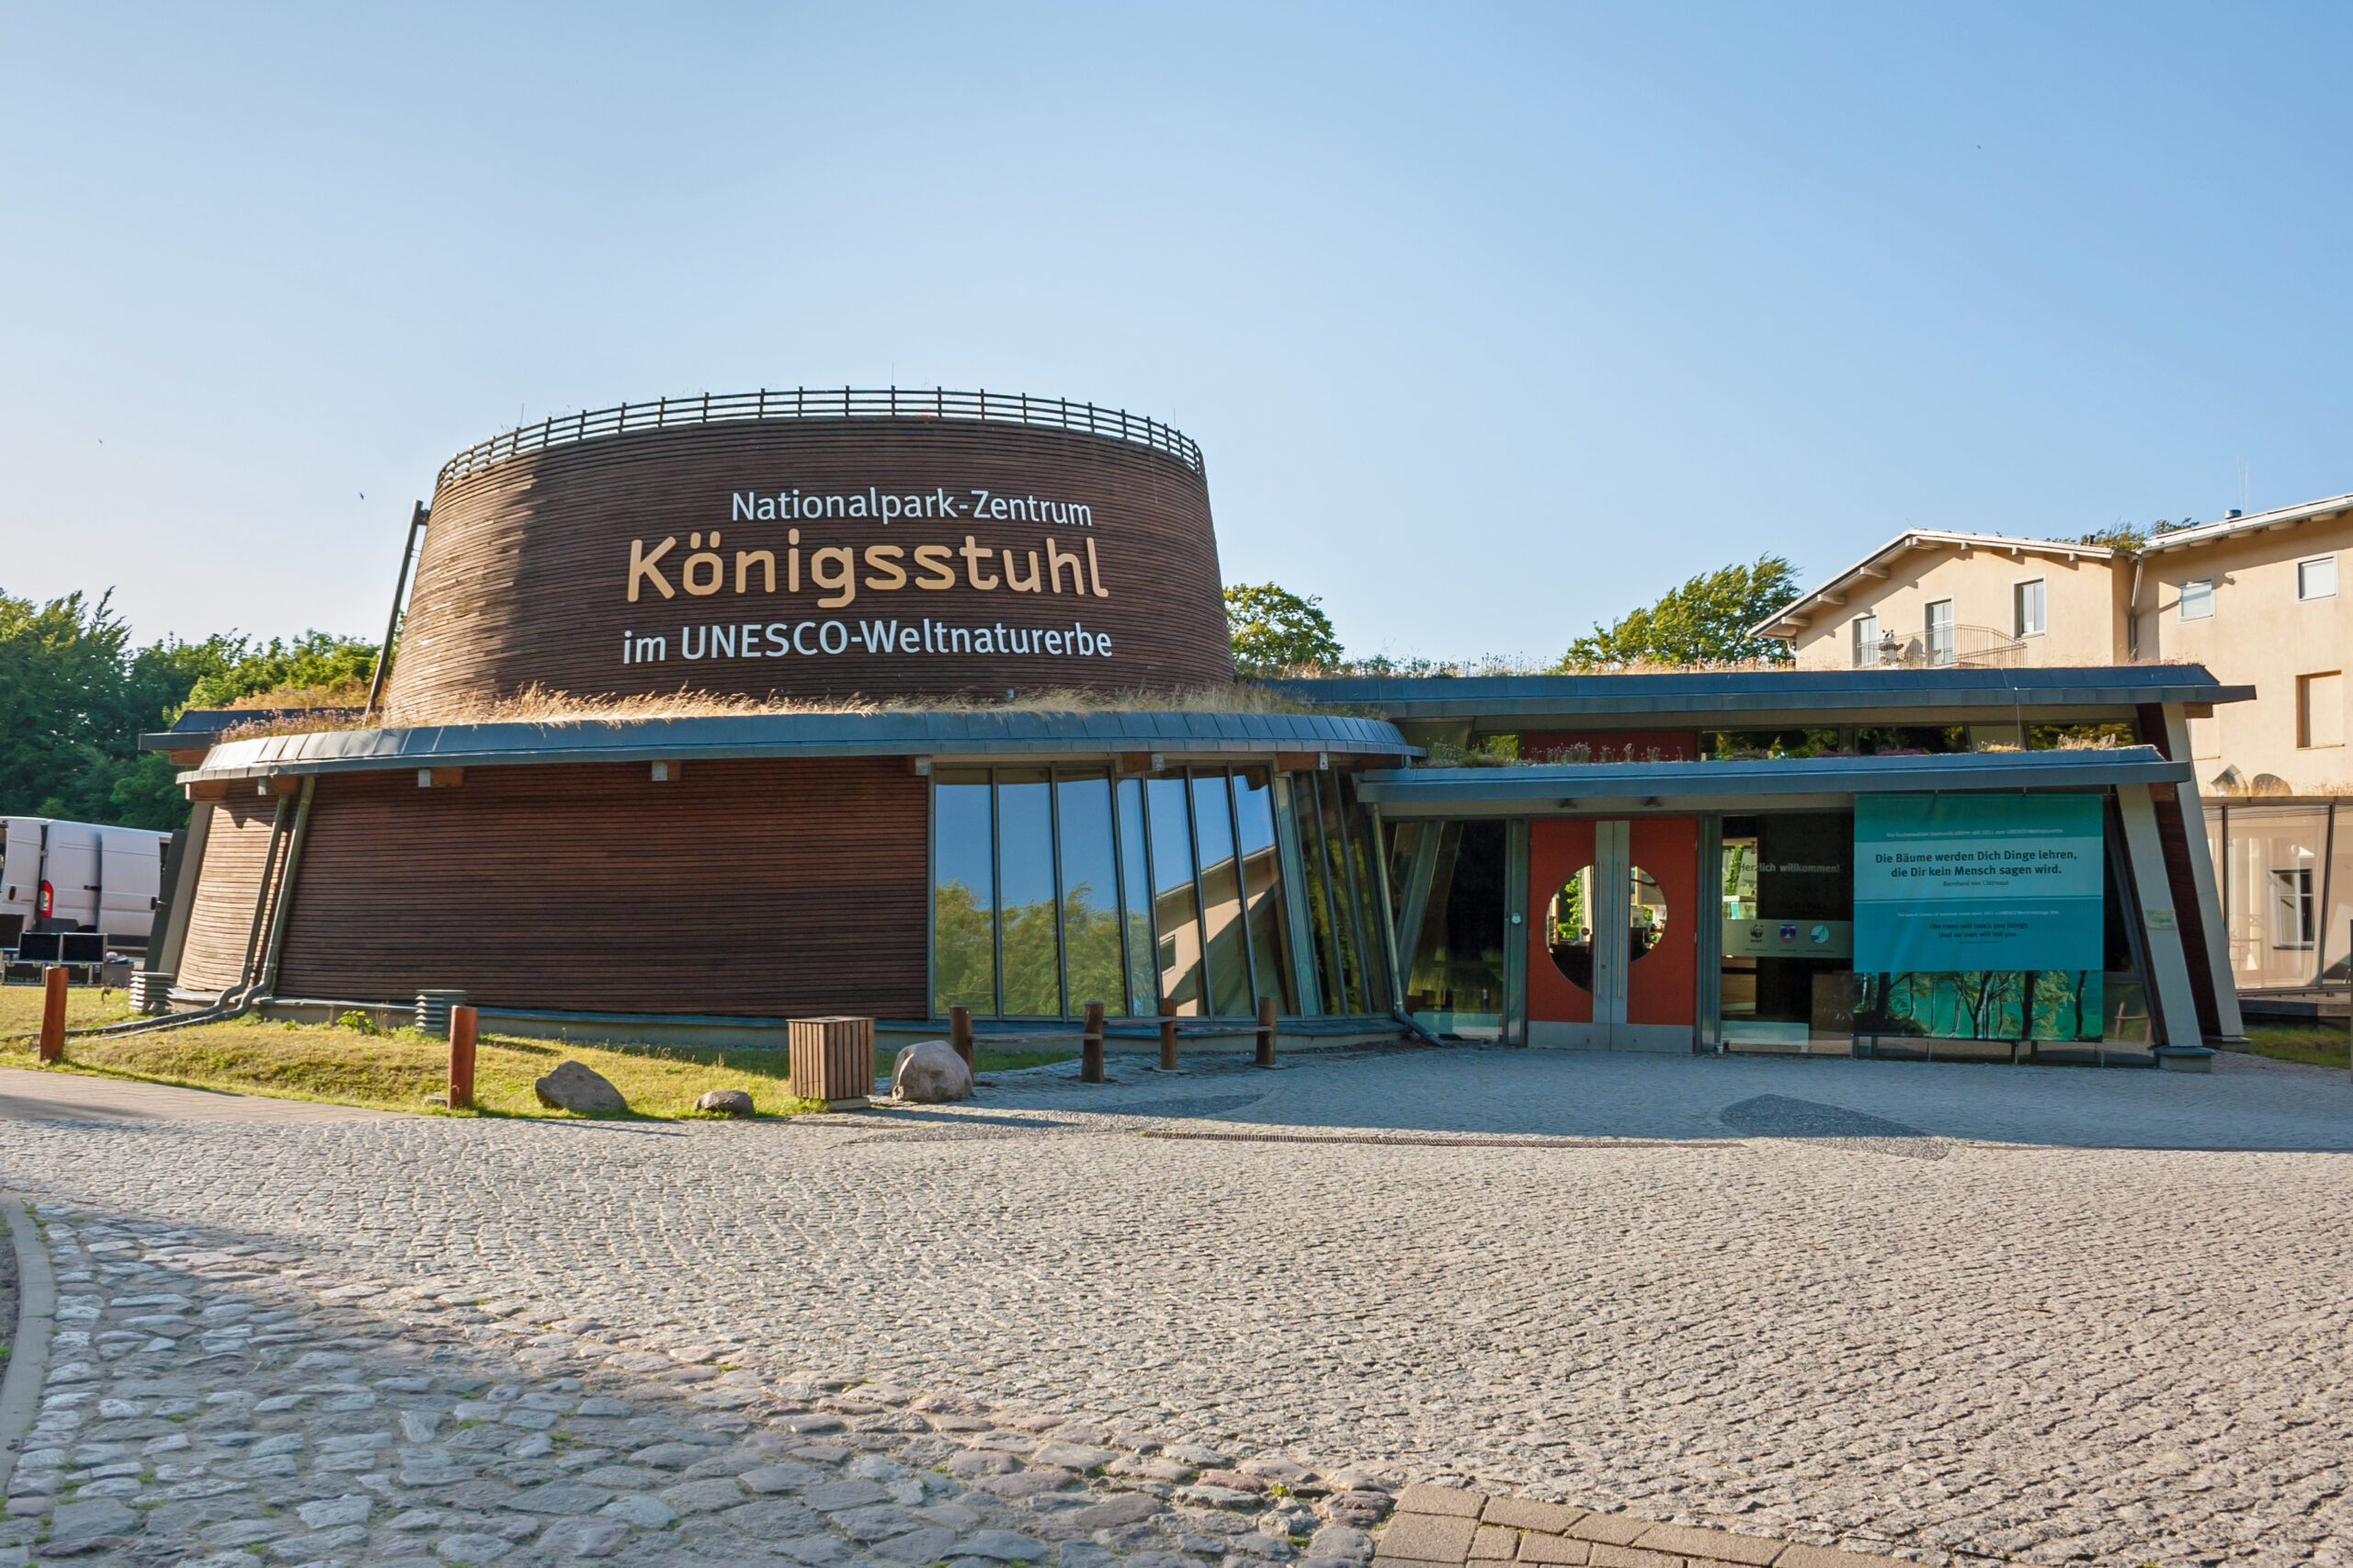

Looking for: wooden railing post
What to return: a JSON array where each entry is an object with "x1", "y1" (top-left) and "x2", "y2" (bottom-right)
[
  {"x1": 1158, "y1": 995, "x2": 1178, "y2": 1072},
  {"x1": 38, "y1": 966, "x2": 67, "y2": 1063},
  {"x1": 448, "y1": 1005, "x2": 478, "y2": 1110},
  {"x1": 949, "y1": 1006, "x2": 973, "y2": 1070},
  {"x1": 1256, "y1": 997, "x2": 1278, "y2": 1069},
  {"x1": 1081, "y1": 1003, "x2": 1105, "y2": 1084}
]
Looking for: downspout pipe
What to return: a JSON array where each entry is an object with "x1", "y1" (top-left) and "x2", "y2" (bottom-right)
[
  {"x1": 363, "y1": 501, "x2": 429, "y2": 723},
  {"x1": 2127, "y1": 551, "x2": 2143, "y2": 662},
  {"x1": 33, "y1": 776, "x2": 319, "y2": 1043}
]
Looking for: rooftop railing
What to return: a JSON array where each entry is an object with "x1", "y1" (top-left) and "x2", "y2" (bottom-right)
[
  {"x1": 1857, "y1": 624, "x2": 2029, "y2": 670},
  {"x1": 435, "y1": 386, "x2": 1202, "y2": 489}
]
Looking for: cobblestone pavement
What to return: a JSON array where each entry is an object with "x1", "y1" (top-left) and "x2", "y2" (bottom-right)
[{"x1": 0, "y1": 1048, "x2": 2347, "y2": 1568}]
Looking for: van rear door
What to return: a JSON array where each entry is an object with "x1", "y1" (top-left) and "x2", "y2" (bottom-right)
[
  {"x1": 97, "y1": 828, "x2": 164, "y2": 949},
  {"x1": 41, "y1": 823, "x2": 99, "y2": 930}
]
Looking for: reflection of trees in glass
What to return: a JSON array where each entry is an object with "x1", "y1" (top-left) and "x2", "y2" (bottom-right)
[
  {"x1": 1000, "y1": 895, "x2": 1061, "y2": 1016},
  {"x1": 1062, "y1": 881, "x2": 1124, "y2": 1015},
  {"x1": 934, "y1": 881, "x2": 994, "y2": 1013},
  {"x1": 1854, "y1": 970, "x2": 2103, "y2": 1040}
]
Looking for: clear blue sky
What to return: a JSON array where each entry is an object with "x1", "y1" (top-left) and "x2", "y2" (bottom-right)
[{"x1": 4, "y1": 4, "x2": 2347, "y2": 663}]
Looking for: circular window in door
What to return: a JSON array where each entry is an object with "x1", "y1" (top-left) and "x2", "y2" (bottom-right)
[
  {"x1": 1628, "y1": 866, "x2": 1669, "y2": 960},
  {"x1": 1547, "y1": 865, "x2": 1596, "y2": 991}
]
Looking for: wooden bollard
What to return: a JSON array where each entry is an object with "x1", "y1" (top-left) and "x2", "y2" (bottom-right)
[
  {"x1": 448, "y1": 1005, "x2": 478, "y2": 1110},
  {"x1": 38, "y1": 966, "x2": 67, "y2": 1063},
  {"x1": 1158, "y1": 995, "x2": 1178, "y2": 1072},
  {"x1": 949, "y1": 1006, "x2": 973, "y2": 1071},
  {"x1": 1256, "y1": 996, "x2": 1278, "y2": 1069},
  {"x1": 1081, "y1": 1002, "x2": 1105, "y2": 1084}
]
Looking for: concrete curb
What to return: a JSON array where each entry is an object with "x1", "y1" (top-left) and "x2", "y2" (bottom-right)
[{"x1": 0, "y1": 1196, "x2": 55, "y2": 1494}]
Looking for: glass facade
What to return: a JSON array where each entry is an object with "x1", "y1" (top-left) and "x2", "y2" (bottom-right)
[
  {"x1": 932, "y1": 766, "x2": 1359, "y2": 1019},
  {"x1": 2209, "y1": 799, "x2": 2351, "y2": 990},
  {"x1": 1394, "y1": 820, "x2": 1508, "y2": 1037}
]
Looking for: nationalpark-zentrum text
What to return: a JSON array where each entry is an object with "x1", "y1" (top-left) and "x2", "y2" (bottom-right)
[{"x1": 620, "y1": 617, "x2": 1115, "y2": 665}]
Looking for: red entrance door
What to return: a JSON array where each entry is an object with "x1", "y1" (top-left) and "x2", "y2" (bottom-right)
[{"x1": 1527, "y1": 816, "x2": 1698, "y2": 1051}]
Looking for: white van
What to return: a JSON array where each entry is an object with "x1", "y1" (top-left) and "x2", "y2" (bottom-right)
[{"x1": 0, "y1": 818, "x2": 170, "y2": 951}]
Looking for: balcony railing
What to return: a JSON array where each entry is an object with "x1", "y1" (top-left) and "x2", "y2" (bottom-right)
[
  {"x1": 1854, "y1": 623, "x2": 2028, "y2": 670},
  {"x1": 435, "y1": 387, "x2": 1203, "y2": 489}
]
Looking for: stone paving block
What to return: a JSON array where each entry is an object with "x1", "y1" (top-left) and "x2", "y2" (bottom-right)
[
  {"x1": 1589, "y1": 1547, "x2": 1685, "y2": 1568},
  {"x1": 1567, "y1": 1517, "x2": 1654, "y2": 1548},
  {"x1": 1472, "y1": 1526, "x2": 1519, "y2": 1560},
  {"x1": 1378, "y1": 1514, "x2": 1482, "y2": 1562},
  {"x1": 1770, "y1": 1548, "x2": 1894, "y2": 1568},
  {"x1": 1483, "y1": 1499, "x2": 1586, "y2": 1535},
  {"x1": 1516, "y1": 1535, "x2": 1590, "y2": 1565},
  {"x1": 1631, "y1": 1526, "x2": 1781, "y2": 1566},
  {"x1": 1397, "y1": 1485, "x2": 1487, "y2": 1519}
]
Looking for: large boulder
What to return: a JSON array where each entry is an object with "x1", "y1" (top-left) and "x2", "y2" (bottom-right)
[
  {"x1": 695, "y1": 1088, "x2": 756, "y2": 1116},
  {"x1": 892, "y1": 1040, "x2": 973, "y2": 1103},
  {"x1": 534, "y1": 1060, "x2": 627, "y2": 1113}
]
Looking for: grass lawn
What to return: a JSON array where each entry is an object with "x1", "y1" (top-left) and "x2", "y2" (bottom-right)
[
  {"x1": 2246, "y1": 1024, "x2": 2353, "y2": 1071},
  {"x1": 0, "y1": 982, "x2": 1070, "y2": 1119}
]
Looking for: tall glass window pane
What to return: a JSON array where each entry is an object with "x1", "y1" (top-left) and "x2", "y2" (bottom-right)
[
  {"x1": 996, "y1": 769, "x2": 1062, "y2": 1016},
  {"x1": 1147, "y1": 775, "x2": 1205, "y2": 1014},
  {"x1": 1235, "y1": 768, "x2": 1300, "y2": 1013},
  {"x1": 1313, "y1": 771, "x2": 1370, "y2": 1011},
  {"x1": 932, "y1": 771, "x2": 996, "y2": 1016},
  {"x1": 1337, "y1": 775, "x2": 1394, "y2": 1008},
  {"x1": 1193, "y1": 770, "x2": 1253, "y2": 1017},
  {"x1": 1290, "y1": 775, "x2": 1346, "y2": 1013},
  {"x1": 1116, "y1": 777, "x2": 1156, "y2": 1015},
  {"x1": 1056, "y1": 771, "x2": 1125, "y2": 1017}
]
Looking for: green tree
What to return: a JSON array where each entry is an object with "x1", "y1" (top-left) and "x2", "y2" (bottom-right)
[
  {"x1": 186, "y1": 631, "x2": 380, "y2": 709},
  {"x1": 0, "y1": 588, "x2": 369, "y2": 832},
  {"x1": 1562, "y1": 555, "x2": 1801, "y2": 668},
  {"x1": 1224, "y1": 583, "x2": 1343, "y2": 673}
]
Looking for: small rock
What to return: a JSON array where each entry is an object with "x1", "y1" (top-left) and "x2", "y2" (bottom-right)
[
  {"x1": 961, "y1": 1529, "x2": 1051, "y2": 1561},
  {"x1": 598, "y1": 1494, "x2": 676, "y2": 1528},
  {"x1": 695, "y1": 1088, "x2": 756, "y2": 1116},
  {"x1": 538, "y1": 1517, "x2": 629, "y2": 1558},
  {"x1": 1201, "y1": 1470, "x2": 1267, "y2": 1494},
  {"x1": 1241, "y1": 1459, "x2": 1316, "y2": 1486},
  {"x1": 892, "y1": 1040, "x2": 974, "y2": 1104},
  {"x1": 294, "y1": 1495, "x2": 371, "y2": 1529},
  {"x1": 435, "y1": 1534, "x2": 514, "y2": 1564},
  {"x1": 1307, "y1": 1526, "x2": 1372, "y2": 1562},
  {"x1": 533, "y1": 1061, "x2": 627, "y2": 1114}
]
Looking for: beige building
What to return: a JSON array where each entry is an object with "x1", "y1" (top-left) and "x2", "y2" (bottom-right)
[
  {"x1": 1762, "y1": 529, "x2": 2131, "y2": 673},
  {"x1": 1753, "y1": 490, "x2": 2353, "y2": 999}
]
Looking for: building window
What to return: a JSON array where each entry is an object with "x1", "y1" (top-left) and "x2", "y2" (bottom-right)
[
  {"x1": 932, "y1": 764, "x2": 1312, "y2": 1020},
  {"x1": 2179, "y1": 578, "x2": 2213, "y2": 620},
  {"x1": 2011, "y1": 578, "x2": 2045, "y2": 638},
  {"x1": 1924, "y1": 599, "x2": 1954, "y2": 666},
  {"x1": 2269, "y1": 866, "x2": 2315, "y2": 951},
  {"x1": 2298, "y1": 671, "x2": 2343, "y2": 749},
  {"x1": 1849, "y1": 613, "x2": 1878, "y2": 668},
  {"x1": 2300, "y1": 555, "x2": 2338, "y2": 601}
]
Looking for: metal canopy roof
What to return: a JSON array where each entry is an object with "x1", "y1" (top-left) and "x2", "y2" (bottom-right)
[
  {"x1": 1268, "y1": 665, "x2": 2250, "y2": 730},
  {"x1": 179, "y1": 709, "x2": 1414, "y2": 783},
  {"x1": 1358, "y1": 744, "x2": 2190, "y2": 818}
]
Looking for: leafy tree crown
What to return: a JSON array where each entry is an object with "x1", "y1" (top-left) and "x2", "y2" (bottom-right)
[
  {"x1": 1561, "y1": 555, "x2": 1801, "y2": 669},
  {"x1": 1223, "y1": 583, "x2": 1343, "y2": 673}
]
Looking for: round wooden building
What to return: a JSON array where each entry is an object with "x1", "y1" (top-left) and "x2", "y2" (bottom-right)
[{"x1": 152, "y1": 391, "x2": 1419, "y2": 1049}]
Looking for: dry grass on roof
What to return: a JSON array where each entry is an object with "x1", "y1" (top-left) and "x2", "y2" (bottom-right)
[{"x1": 205, "y1": 678, "x2": 1335, "y2": 741}]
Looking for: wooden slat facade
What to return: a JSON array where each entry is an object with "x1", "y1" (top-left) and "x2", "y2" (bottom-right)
[
  {"x1": 176, "y1": 801, "x2": 281, "y2": 993},
  {"x1": 267, "y1": 758, "x2": 929, "y2": 1017},
  {"x1": 385, "y1": 418, "x2": 1233, "y2": 709}
]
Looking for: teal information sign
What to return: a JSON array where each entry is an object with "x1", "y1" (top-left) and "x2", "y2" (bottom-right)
[{"x1": 1853, "y1": 795, "x2": 2105, "y2": 972}]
